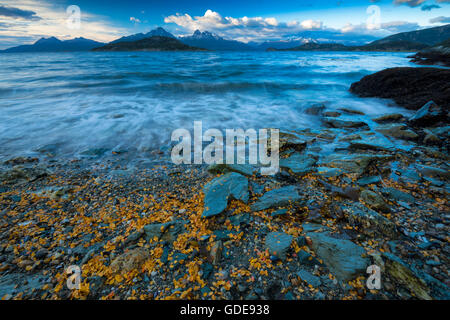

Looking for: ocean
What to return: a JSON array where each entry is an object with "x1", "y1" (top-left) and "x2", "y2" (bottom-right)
[{"x1": 0, "y1": 51, "x2": 417, "y2": 163}]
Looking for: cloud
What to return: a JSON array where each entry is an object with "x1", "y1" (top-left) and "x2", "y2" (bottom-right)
[
  {"x1": 430, "y1": 16, "x2": 450, "y2": 23},
  {"x1": 130, "y1": 17, "x2": 141, "y2": 23},
  {"x1": 0, "y1": 0, "x2": 127, "y2": 48},
  {"x1": 393, "y1": 0, "x2": 427, "y2": 7},
  {"x1": 0, "y1": 5, "x2": 41, "y2": 20},
  {"x1": 421, "y1": 4, "x2": 441, "y2": 10},
  {"x1": 164, "y1": 9, "x2": 326, "y2": 41}
]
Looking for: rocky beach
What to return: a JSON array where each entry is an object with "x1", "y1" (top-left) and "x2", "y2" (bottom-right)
[{"x1": 1, "y1": 78, "x2": 449, "y2": 300}]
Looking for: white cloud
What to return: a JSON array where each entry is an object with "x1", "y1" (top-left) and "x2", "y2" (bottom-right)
[
  {"x1": 430, "y1": 16, "x2": 450, "y2": 23},
  {"x1": 130, "y1": 17, "x2": 141, "y2": 23},
  {"x1": 164, "y1": 9, "x2": 324, "y2": 42}
]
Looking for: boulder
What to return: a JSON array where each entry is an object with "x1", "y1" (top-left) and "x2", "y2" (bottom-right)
[
  {"x1": 280, "y1": 153, "x2": 317, "y2": 176},
  {"x1": 319, "y1": 153, "x2": 393, "y2": 176},
  {"x1": 202, "y1": 172, "x2": 249, "y2": 218},
  {"x1": 372, "y1": 113, "x2": 404, "y2": 123},
  {"x1": 383, "y1": 253, "x2": 432, "y2": 300},
  {"x1": 305, "y1": 103, "x2": 325, "y2": 115},
  {"x1": 110, "y1": 248, "x2": 149, "y2": 274},
  {"x1": 409, "y1": 101, "x2": 446, "y2": 127},
  {"x1": 341, "y1": 202, "x2": 397, "y2": 238},
  {"x1": 251, "y1": 186, "x2": 302, "y2": 211},
  {"x1": 265, "y1": 232, "x2": 293, "y2": 260},
  {"x1": 350, "y1": 67, "x2": 450, "y2": 111},
  {"x1": 306, "y1": 232, "x2": 369, "y2": 282},
  {"x1": 359, "y1": 190, "x2": 390, "y2": 213},
  {"x1": 376, "y1": 123, "x2": 419, "y2": 140},
  {"x1": 381, "y1": 187, "x2": 415, "y2": 204},
  {"x1": 296, "y1": 269, "x2": 322, "y2": 287}
]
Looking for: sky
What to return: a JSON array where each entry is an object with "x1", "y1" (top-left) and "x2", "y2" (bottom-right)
[{"x1": 0, "y1": 0, "x2": 449, "y2": 49}]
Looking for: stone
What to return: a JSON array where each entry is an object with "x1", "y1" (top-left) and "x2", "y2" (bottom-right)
[
  {"x1": 357, "y1": 176, "x2": 381, "y2": 186},
  {"x1": 383, "y1": 253, "x2": 432, "y2": 300},
  {"x1": 271, "y1": 209, "x2": 288, "y2": 217},
  {"x1": 376, "y1": 123, "x2": 419, "y2": 140},
  {"x1": 278, "y1": 131, "x2": 307, "y2": 152},
  {"x1": 350, "y1": 67, "x2": 450, "y2": 111},
  {"x1": 324, "y1": 118, "x2": 369, "y2": 129},
  {"x1": 207, "y1": 163, "x2": 253, "y2": 177},
  {"x1": 305, "y1": 104, "x2": 325, "y2": 115},
  {"x1": 349, "y1": 135, "x2": 395, "y2": 152},
  {"x1": 316, "y1": 167, "x2": 345, "y2": 178},
  {"x1": 306, "y1": 232, "x2": 369, "y2": 282},
  {"x1": 110, "y1": 247, "x2": 149, "y2": 274},
  {"x1": 209, "y1": 241, "x2": 222, "y2": 265},
  {"x1": 296, "y1": 269, "x2": 322, "y2": 287},
  {"x1": 360, "y1": 190, "x2": 390, "y2": 213},
  {"x1": 265, "y1": 232, "x2": 293, "y2": 260},
  {"x1": 202, "y1": 172, "x2": 249, "y2": 218},
  {"x1": 297, "y1": 250, "x2": 321, "y2": 267},
  {"x1": 143, "y1": 220, "x2": 186, "y2": 242},
  {"x1": 409, "y1": 101, "x2": 445, "y2": 127},
  {"x1": 416, "y1": 165, "x2": 449, "y2": 180},
  {"x1": 251, "y1": 186, "x2": 302, "y2": 211},
  {"x1": 280, "y1": 153, "x2": 317, "y2": 176},
  {"x1": 323, "y1": 111, "x2": 341, "y2": 117},
  {"x1": 372, "y1": 114, "x2": 404, "y2": 123},
  {"x1": 320, "y1": 153, "x2": 393, "y2": 176},
  {"x1": 381, "y1": 187, "x2": 415, "y2": 204},
  {"x1": 339, "y1": 108, "x2": 365, "y2": 115},
  {"x1": 341, "y1": 202, "x2": 397, "y2": 238}
]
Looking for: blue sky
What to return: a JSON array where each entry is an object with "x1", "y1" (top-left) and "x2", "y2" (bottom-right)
[{"x1": 0, "y1": 0, "x2": 449, "y2": 48}]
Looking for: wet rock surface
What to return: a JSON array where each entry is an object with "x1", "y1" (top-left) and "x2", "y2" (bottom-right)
[
  {"x1": 350, "y1": 67, "x2": 450, "y2": 111},
  {"x1": 0, "y1": 100, "x2": 449, "y2": 300}
]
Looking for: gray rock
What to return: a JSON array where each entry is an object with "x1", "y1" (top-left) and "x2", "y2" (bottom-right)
[
  {"x1": 265, "y1": 232, "x2": 293, "y2": 260},
  {"x1": 207, "y1": 163, "x2": 254, "y2": 177},
  {"x1": 319, "y1": 153, "x2": 393, "y2": 176},
  {"x1": 409, "y1": 101, "x2": 445, "y2": 127},
  {"x1": 416, "y1": 164, "x2": 449, "y2": 180},
  {"x1": 306, "y1": 232, "x2": 369, "y2": 282},
  {"x1": 324, "y1": 118, "x2": 369, "y2": 129},
  {"x1": 280, "y1": 153, "x2": 317, "y2": 176},
  {"x1": 357, "y1": 176, "x2": 381, "y2": 186},
  {"x1": 316, "y1": 167, "x2": 345, "y2": 178},
  {"x1": 360, "y1": 189, "x2": 390, "y2": 213},
  {"x1": 341, "y1": 202, "x2": 397, "y2": 237},
  {"x1": 381, "y1": 187, "x2": 415, "y2": 204},
  {"x1": 251, "y1": 186, "x2": 302, "y2": 211},
  {"x1": 383, "y1": 253, "x2": 432, "y2": 300},
  {"x1": 372, "y1": 113, "x2": 404, "y2": 123},
  {"x1": 376, "y1": 123, "x2": 418, "y2": 140},
  {"x1": 305, "y1": 103, "x2": 325, "y2": 115},
  {"x1": 202, "y1": 172, "x2": 249, "y2": 218},
  {"x1": 296, "y1": 269, "x2": 322, "y2": 287}
]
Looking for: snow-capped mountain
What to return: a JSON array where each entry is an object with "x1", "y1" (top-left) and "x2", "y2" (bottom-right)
[
  {"x1": 179, "y1": 30, "x2": 253, "y2": 51},
  {"x1": 110, "y1": 27, "x2": 176, "y2": 44}
]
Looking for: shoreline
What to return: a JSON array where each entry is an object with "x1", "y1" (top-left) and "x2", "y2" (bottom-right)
[{"x1": 1, "y1": 101, "x2": 448, "y2": 300}]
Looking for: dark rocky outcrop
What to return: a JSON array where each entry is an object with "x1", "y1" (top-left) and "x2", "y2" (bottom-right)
[{"x1": 350, "y1": 67, "x2": 450, "y2": 111}]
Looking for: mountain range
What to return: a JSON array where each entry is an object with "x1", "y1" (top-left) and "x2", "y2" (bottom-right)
[
  {"x1": 0, "y1": 37, "x2": 104, "y2": 53},
  {"x1": 92, "y1": 36, "x2": 205, "y2": 52},
  {"x1": 1, "y1": 24, "x2": 449, "y2": 53}
]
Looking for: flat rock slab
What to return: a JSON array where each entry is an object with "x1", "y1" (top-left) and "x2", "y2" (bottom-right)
[
  {"x1": 280, "y1": 153, "x2": 317, "y2": 176},
  {"x1": 207, "y1": 163, "x2": 254, "y2": 177},
  {"x1": 251, "y1": 185, "x2": 302, "y2": 211},
  {"x1": 341, "y1": 202, "x2": 397, "y2": 238},
  {"x1": 319, "y1": 153, "x2": 393, "y2": 176},
  {"x1": 296, "y1": 269, "x2": 322, "y2": 287},
  {"x1": 306, "y1": 232, "x2": 369, "y2": 282},
  {"x1": 265, "y1": 232, "x2": 293, "y2": 260},
  {"x1": 202, "y1": 172, "x2": 249, "y2": 218}
]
